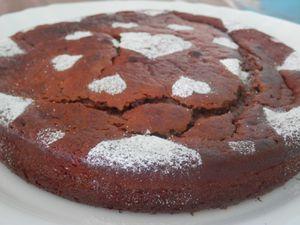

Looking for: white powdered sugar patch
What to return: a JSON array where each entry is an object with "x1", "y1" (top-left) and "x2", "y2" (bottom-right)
[
  {"x1": 223, "y1": 19, "x2": 252, "y2": 32},
  {"x1": 119, "y1": 32, "x2": 192, "y2": 59},
  {"x1": 228, "y1": 141, "x2": 256, "y2": 155},
  {"x1": 0, "y1": 38, "x2": 25, "y2": 57},
  {"x1": 220, "y1": 58, "x2": 249, "y2": 83},
  {"x1": 264, "y1": 107, "x2": 300, "y2": 146},
  {"x1": 277, "y1": 51, "x2": 300, "y2": 71},
  {"x1": 0, "y1": 93, "x2": 33, "y2": 127},
  {"x1": 21, "y1": 26, "x2": 36, "y2": 33},
  {"x1": 172, "y1": 76, "x2": 211, "y2": 98},
  {"x1": 271, "y1": 37, "x2": 281, "y2": 43},
  {"x1": 112, "y1": 22, "x2": 138, "y2": 29},
  {"x1": 111, "y1": 39, "x2": 120, "y2": 48},
  {"x1": 51, "y1": 54, "x2": 82, "y2": 71},
  {"x1": 167, "y1": 24, "x2": 194, "y2": 31},
  {"x1": 86, "y1": 135, "x2": 202, "y2": 173},
  {"x1": 88, "y1": 74, "x2": 127, "y2": 95},
  {"x1": 65, "y1": 31, "x2": 93, "y2": 40},
  {"x1": 213, "y1": 37, "x2": 238, "y2": 49},
  {"x1": 37, "y1": 128, "x2": 65, "y2": 147},
  {"x1": 140, "y1": 9, "x2": 166, "y2": 16}
]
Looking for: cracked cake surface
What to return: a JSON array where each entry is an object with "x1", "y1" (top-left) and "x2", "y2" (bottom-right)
[{"x1": 0, "y1": 10, "x2": 300, "y2": 213}]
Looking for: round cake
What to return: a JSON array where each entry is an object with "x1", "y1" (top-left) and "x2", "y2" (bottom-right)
[{"x1": 0, "y1": 9, "x2": 300, "y2": 213}]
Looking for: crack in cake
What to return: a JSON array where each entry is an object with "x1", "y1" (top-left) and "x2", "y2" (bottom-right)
[{"x1": 0, "y1": 10, "x2": 300, "y2": 213}]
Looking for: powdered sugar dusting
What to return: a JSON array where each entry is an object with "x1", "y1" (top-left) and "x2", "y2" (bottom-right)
[
  {"x1": 213, "y1": 37, "x2": 238, "y2": 49},
  {"x1": 271, "y1": 37, "x2": 281, "y2": 43},
  {"x1": 172, "y1": 76, "x2": 211, "y2": 98},
  {"x1": 264, "y1": 107, "x2": 300, "y2": 146},
  {"x1": 21, "y1": 26, "x2": 36, "y2": 33},
  {"x1": 167, "y1": 24, "x2": 194, "y2": 31},
  {"x1": 51, "y1": 54, "x2": 82, "y2": 71},
  {"x1": 140, "y1": 9, "x2": 166, "y2": 16},
  {"x1": 112, "y1": 22, "x2": 138, "y2": 29},
  {"x1": 0, "y1": 92, "x2": 33, "y2": 127},
  {"x1": 223, "y1": 19, "x2": 252, "y2": 32},
  {"x1": 86, "y1": 135, "x2": 202, "y2": 173},
  {"x1": 277, "y1": 51, "x2": 300, "y2": 71},
  {"x1": 0, "y1": 38, "x2": 25, "y2": 57},
  {"x1": 37, "y1": 128, "x2": 65, "y2": 147},
  {"x1": 228, "y1": 141, "x2": 256, "y2": 155},
  {"x1": 111, "y1": 39, "x2": 120, "y2": 48},
  {"x1": 88, "y1": 74, "x2": 127, "y2": 95},
  {"x1": 220, "y1": 58, "x2": 249, "y2": 83},
  {"x1": 65, "y1": 31, "x2": 92, "y2": 40},
  {"x1": 120, "y1": 32, "x2": 192, "y2": 59}
]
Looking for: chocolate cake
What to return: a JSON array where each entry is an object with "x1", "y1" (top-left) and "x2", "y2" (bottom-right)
[{"x1": 0, "y1": 10, "x2": 300, "y2": 213}]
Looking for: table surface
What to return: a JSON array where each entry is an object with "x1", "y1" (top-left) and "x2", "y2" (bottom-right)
[{"x1": 0, "y1": 0, "x2": 231, "y2": 15}]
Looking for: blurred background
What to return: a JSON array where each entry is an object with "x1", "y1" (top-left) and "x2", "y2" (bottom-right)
[{"x1": 0, "y1": 0, "x2": 299, "y2": 24}]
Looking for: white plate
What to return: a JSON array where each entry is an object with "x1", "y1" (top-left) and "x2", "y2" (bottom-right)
[{"x1": 0, "y1": 1, "x2": 300, "y2": 225}]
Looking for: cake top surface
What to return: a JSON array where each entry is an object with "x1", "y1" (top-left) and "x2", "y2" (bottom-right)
[{"x1": 0, "y1": 10, "x2": 300, "y2": 176}]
